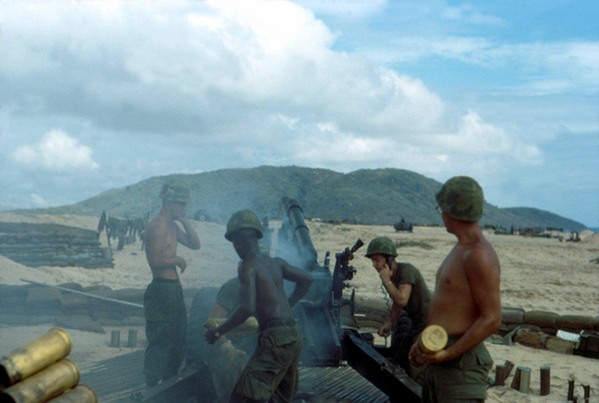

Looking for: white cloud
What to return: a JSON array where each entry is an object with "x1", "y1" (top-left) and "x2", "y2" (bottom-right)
[
  {"x1": 443, "y1": 4, "x2": 504, "y2": 26},
  {"x1": 436, "y1": 111, "x2": 541, "y2": 162},
  {"x1": 295, "y1": 0, "x2": 387, "y2": 20},
  {"x1": 362, "y1": 38, "x2": 599, "y2": 94},
  {"x1": 30, "y1": 193, "x2": 47, "y2": 208},
  {"x1": 0, "y1": 0, "x2": 445, "y2": 137},
  {"x1": 0, "y1": 1, "x2": 562, "y2": 220},
  {"x1": 12, "y1": 130, "x2": 99, "y2": 171}
]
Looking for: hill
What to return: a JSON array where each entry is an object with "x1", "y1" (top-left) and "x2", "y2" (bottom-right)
[{"x1": 14, "y1": 166, "x2": 587, "y2": 231}]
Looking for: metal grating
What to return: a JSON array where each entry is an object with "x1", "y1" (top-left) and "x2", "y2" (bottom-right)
[{"x1": 79, "y1": 351, "x2": 389, "y2": 403}]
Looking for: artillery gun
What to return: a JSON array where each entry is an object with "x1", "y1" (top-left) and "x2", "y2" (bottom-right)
[{"x1": 276, "y1": 197, "x2": 421, "y2": 401}]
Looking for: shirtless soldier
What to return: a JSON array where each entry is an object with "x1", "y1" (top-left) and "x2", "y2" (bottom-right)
[
  {"x1": 143, "y1": 180, "x2": 201, "y2": 387},
  {"x1": 409, "y1": 176, "x2": 501, "y2": 402},
  {"x1": 205, "y1": 210, "x2": 314, "y2": 403}
]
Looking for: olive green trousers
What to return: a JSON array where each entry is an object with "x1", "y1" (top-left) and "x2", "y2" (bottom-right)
[
  {"x1": 143, "y1": 279, "x2": 187, "y2": 387},
  {"x1": 232, "y1": 322, "x2": 303, "y2": 403}
]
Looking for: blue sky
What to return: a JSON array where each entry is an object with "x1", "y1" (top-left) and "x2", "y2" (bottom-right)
[{"x1": 0, "y1": 0, "x2": 597, "y2": 227}]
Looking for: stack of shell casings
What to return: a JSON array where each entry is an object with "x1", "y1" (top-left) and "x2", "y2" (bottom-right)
[{"x1": 0, "y1": 328, "x2": 97, "y2": 403}]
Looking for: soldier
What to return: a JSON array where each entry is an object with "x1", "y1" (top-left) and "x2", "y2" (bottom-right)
[
  {"x1": 143, "y1": 180, "x2": 201, "y2": 387},
  {"x1": 203, "y1": 243, "x2": 271, "y2": 403},
  {"x1": 365, "y1": 236, "x2": 431, "y2": 382},
  {"x1": 410, "y1": 176, "x2": 501, "y2": 402},
  {"x1": 205, "y1": 210, "x2": 314, "y2": 403},
  {"x1": 204, "y1": 277, "x2": 254, "y2": 403}
]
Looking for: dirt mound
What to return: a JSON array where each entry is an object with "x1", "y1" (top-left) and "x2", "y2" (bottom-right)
[{"x1": 582, "y1": 232, "x2": 599, "y2": 245}]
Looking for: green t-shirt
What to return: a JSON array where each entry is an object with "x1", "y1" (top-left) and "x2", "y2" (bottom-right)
[{"x1": 391, "y1": 262, "x2": 431, "y2": 333}]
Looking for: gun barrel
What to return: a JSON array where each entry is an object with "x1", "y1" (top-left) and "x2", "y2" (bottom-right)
[
  {"x1": 279, "y1": 197, "x2": 318, "y2": 271},
  {"x1": 350, "y1": 239, "x2": 364, "y2": 254}
]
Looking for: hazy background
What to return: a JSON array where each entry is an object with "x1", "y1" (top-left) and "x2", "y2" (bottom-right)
[{"x1": 1, "y1": 0, "x2": 597, "y2": 227}]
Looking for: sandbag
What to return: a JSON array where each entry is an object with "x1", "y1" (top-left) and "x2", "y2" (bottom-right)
[
  {"x1": 57, "y1": 282, "x2": 84, "y2": 292},
  {"x1": 26, "y1": 287, "x2": 63, "y2": 308},
  {"x1": 115, "y1": 288, "x2": 145, "y2": 304},
  {"x1": 55, "y1": 314, "x2": 105, "y2": 334},
  {"x1": 501, "y1": 307, "x2": 525, "y2": 324},
  {"x1": 541, "y1": 327, "x2": 558, "y2": 336},
  {"x1": 62, "y1": 293, "x2": 90, "y2": 310},
  {"x1": 556, "y1": 315, "x2": 595, "y2": 332},
  {"x1": 523, "y1": 310, "x2": 558, "y2": 329}
]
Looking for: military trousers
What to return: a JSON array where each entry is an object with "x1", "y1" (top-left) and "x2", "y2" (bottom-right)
[
  {"x1": 232, "y1": 320, "x2": 303, "y2": 403},
  {"x1": 143, "y1": 278, "x2": 187, "y2": 387}
]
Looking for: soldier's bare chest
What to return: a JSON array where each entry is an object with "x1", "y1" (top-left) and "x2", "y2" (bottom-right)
[{"x1": 437, "y1": 248, "x2": 466, "y2": 286}]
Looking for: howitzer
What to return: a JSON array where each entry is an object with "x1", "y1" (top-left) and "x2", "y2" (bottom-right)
[
  {"x1": 331, "y1": 238, "x2": 362, "y2": 329},
  {"x1": 277, "y1": 197, "x2": 343, "y2": 366},
  {"x1": 276, "y1": 197, "x2": 421, "y2": 402}
]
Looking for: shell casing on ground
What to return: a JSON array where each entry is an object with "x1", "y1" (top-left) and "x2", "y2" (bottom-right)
[
  {"x1": 204, "y1": 317, "x2": 259, "y2": 335},
  {"x1": 1, "y1": 359, "x2": 80, "y2": 403},
  {"x1": 0, "y1": 328, "x2": 72, "y2": 388},
  {"x1": 45, "y1": 385, "x2": 97, "y2": 403}
]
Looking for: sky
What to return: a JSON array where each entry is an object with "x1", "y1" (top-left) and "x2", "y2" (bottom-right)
[{"x1": 0, "y1": 0, "x2": 597, "y2": 227}]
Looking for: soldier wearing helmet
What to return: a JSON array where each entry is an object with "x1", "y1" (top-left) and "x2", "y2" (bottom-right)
[
  {"x1": 365, "y1": 236, "x2": 431, "y2": 383},
  {"x1": 206, "y1": 209, "x2": 314, "y2": 403},
  {"x1": 143, "y1": 180, "x2": 201, "y2": 388},
  {"x1": 410, "y1": 176, "x2": 501, "y2": 402}
]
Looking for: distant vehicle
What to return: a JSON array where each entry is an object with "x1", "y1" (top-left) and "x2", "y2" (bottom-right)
[
  {"x1": 393, "y1": 215, "x2": 413, "y2": 233},
  {"x1": 193, "y1": 209, "x2": 211, "y2": 222}
]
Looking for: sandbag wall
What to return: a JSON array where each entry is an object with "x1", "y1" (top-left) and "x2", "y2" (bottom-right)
[
  {"x1": 501, "y1": 307, "x2": 599, "y2": 335},
  {"x1": 339, "y1": 297, "x2": 599, "y2": 336},
  {"x1": 0, "y1": 283, "x2": 198, "y2": 334},
  {"x1": 0, "y1": 222, "x2": 113, "y2": 269}
]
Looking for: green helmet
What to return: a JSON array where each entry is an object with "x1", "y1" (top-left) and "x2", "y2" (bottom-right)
[
  {"x1": 436, "y1": 176, "x2": 484, "y2": 222},
  {"x1": 225, "y1": 210, "x2": 263, "y2": 241},
  {"x1": 365, "y1": 236, "x2": 397, "y2": 258},
  {"x1": 160, "y1": 180, "x2": 190, "y2": 203}
]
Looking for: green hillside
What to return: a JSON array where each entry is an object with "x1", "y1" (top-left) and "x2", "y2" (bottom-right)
[{"x1": 15, "y1": 166, "x2": 587, "y2": 231}]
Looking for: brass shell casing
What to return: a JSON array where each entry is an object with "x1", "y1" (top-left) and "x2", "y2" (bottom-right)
[
  {"x1": 2, "y1": 359, "x2": 80, "y2": 403},
  {"x1": 204, "y1": 317, "x2": 259, "y2": 335},
  {"x1": 0, "y1": 328, "x2": 72, "y2": 388},
  {"x1": 46, "y1": 385, "x2": 97, "y2": 403},
  {"x1": 420, "y1": 325, "x2": 448, "y2": 353}
]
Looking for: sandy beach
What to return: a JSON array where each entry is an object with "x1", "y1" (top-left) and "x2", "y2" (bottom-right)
[{"x1": 1, "y1": 212, "x2": 597, "y2": 402}]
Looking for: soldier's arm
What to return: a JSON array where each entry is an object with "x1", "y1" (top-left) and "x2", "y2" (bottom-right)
[
  {"x1": 277, "y1": 258, "x2": 314, "y2": 308},
  {"x1": 175, "y1": 218, "x2": 201, "y2": 250},
  {"x1": 379, "y1": 266, "x2": 412, "y2": 308},
  {"x1": 213, "y1": 262, "x2": 255, "y2": 337},
  {"x1": 385, "y1": 282, "x2": 413, "y2": 308},
  {"x1": 388, "y1": 301, "x2": 403, "y2": 322}
]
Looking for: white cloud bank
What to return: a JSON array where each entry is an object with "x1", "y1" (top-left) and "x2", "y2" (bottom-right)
[
  {"x1": 12, "y1": 130, "x2": 99, "y2": 171},
  {"x1": 0, "y1": 1, "x2": 551, "y2": 213}
]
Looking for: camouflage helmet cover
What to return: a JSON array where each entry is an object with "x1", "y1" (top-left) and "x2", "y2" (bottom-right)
[
  {"x1": 225, "y1": 210, "x2": 264, "y2": 241},
  {"x1": 160, "y1": 180, "x2": 190, "y2": 203},
  {"x1": 436, "y1": 176, "x2": 484, "y2": 222},
  {"x1": 365, "y1": 236, "x2": 397, "y2": 258}
]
